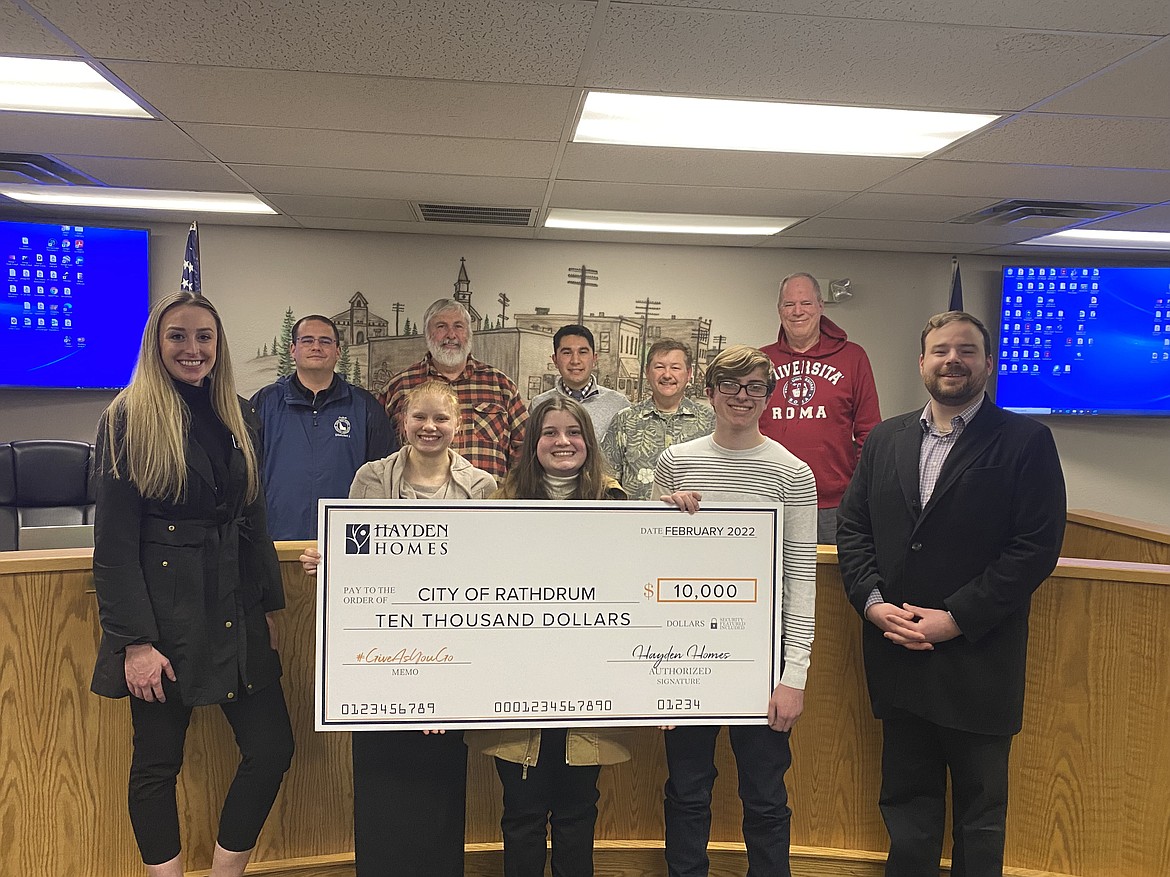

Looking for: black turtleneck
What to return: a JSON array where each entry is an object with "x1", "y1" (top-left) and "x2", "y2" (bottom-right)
[{"x1": 173, "y1": 379, "x2": 233, "y2": 491}]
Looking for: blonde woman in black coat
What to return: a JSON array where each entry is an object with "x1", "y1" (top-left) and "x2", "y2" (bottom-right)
[{"x1": 91, "y1": 291, "x2": 293, "y2": 877}]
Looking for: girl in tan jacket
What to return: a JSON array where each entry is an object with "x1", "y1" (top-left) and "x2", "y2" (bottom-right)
[{"x1": 301, "y1": 380, "x2": 495, "y2": 877}]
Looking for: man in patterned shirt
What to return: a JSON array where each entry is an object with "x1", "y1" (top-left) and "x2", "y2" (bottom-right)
[
  {"x1": 652, "y1": 344, "x2": 818, "y2": 877},
  {"x1": 601, "y1": 338, "x2": 714, "y2": 499},
  {"x1": 378, "y1": 298, "x2": 526, "y2": 479}
]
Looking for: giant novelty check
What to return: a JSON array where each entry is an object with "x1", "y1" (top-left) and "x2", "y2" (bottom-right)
[{"x1": 315, "y1": 500, "x2": 781, "y2": 730}]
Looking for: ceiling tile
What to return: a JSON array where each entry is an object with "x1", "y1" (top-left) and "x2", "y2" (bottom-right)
[
  {"x1": 614, "y1": 0, "x2": 1170, "y2": 34},
  {"x1": 105, "y1": 62, "x2": 577, "y2": 140},
  {"x1": 0, "y1": 0, "x2": 75, "y2": 54},
  {"x1": 560, "y1": 144, "x2": 913, "y2": 190},
  {"x1": 28, "y1": 0, "x2": 596, "y2": 84},
  {"x1": 183, "y1": 123, "x2": 558, "y2": 176},
  {"x1": 265, "y1": 194, "x2": 416, "y2": 222},
  {"x1": 871, "y1": 160, "x2": 1170, "y2": 203},
  {"x1": 232, "y1": 164, "x2": 549, "y2": 204},
  {"x1": 590, "y1": 5, "x2": 1152, "y2": 109},
  {"x1": 548, "y1": 180, "x2": 848, "y2": 215},
  {"x1": 779, "y1": 217, "x2": 1041, "y2": 245},
  {"x1": 0, "y1": 111, "x2": 208, "y2": 160},
  {"x1": 945, "y1": 114, "x2": 1170, "y2": 170},
  {"x1": 821, "y1": 192, "x2": 1001, "y2": 222},
  {"x1": 57, "y1": 155, "x2": 250, "y2": 190},
  {"x1": 1072, "y1": 204, "x2": 1170, "y2": 231},
  {"x1": 1037, "y1": 41, "x2": 1170, "y2": 118},
  {"x1": 754, "y1": 236, "x2": 987, "y2": 253}
]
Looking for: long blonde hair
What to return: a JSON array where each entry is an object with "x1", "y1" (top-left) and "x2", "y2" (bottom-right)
[{"x1": 100, "y1": 292, "x2": 260, "y2": 503}]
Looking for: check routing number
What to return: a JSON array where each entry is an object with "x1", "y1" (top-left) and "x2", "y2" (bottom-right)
[{"x1": 315, "y1": 500, "x2": 782, "y2": 730}]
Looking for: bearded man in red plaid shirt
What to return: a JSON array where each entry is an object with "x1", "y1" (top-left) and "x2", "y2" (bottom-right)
[{"x1": 378, "y1": 298, "x2": 527, "y2": 479}]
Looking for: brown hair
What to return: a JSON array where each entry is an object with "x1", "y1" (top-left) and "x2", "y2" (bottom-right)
[
  {"x1": 920, "y1": 311, "x2": 992, "y2": 357},
  {"x1": 645, "y1": 338, "x2": 692, "y2": 371},
  {"x1": 500, "y1": 396, "x2": 612, "y2": 500},
  {"x1": 704, "y1": 344, "x2": 777, "y2": 395}
]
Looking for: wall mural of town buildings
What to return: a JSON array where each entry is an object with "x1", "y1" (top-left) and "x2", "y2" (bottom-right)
[{"x1": 241, "y1": 257, "x2": 721, "y2": 403}]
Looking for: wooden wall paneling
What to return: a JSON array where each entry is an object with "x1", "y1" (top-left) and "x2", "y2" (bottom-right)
[
  {"x1": 1010, "y1": 575, "x2": 1170, "y2": 877},
  {"x1": 1061, "y1": 512, "x2": 1170, "y2": 565},
  {"x1": 4, "y1": 546, "x2": 1169, "y2": 877},
  {"x1": 789, "y1": 574, "x2": 886, "y2": 853}
]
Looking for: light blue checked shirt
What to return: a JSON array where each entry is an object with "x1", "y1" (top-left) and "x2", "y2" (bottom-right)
[{"x1": 864, "y1": 395, "x2": 985, "y2": 613}]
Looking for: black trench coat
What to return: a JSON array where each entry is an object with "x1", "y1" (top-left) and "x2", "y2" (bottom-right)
[{"x1": 90, "y1": 401, "x2": 284, "y2": 707}]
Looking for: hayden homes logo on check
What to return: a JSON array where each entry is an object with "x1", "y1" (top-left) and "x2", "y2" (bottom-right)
[
  {"x1": 345, "y1": 523, "x2": 371, "y2": 554},
  {"x1": 343, "y1": 520, "x2": 450, "y2": 556}
]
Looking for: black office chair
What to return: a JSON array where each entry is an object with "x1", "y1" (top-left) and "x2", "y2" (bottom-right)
[{"x1": 0, "y1": 440, "x2": 96, "y2": 550}]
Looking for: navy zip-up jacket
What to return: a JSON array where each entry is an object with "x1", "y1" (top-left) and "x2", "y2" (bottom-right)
[{"x1": 250, "y1": 374, "x2": 395, "y2": 539}]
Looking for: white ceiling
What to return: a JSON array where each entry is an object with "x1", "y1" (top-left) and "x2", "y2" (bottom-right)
[{"x1": 2, "y1": 0, "x2": 1170, "y2": 255}]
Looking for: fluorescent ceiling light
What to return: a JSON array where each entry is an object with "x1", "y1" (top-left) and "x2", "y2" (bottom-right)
[
  {"x1": 545, "y1": 208, "x2": 796, "y2": 235},
  {"x1": 1021, "y1": 229, "x2": 1170, "y2": 250},
  {"x1": 0, "y1": 56, "x2": 151, "y2": 117},
  {"x1": 574, "y1": 92, "x2": 1000, "y2": 158},
  {"x1": 0, "y1": 185, "x2": 276, "y2": 214}
]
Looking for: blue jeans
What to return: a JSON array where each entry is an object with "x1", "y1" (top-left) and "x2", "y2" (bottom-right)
[{"x1": 663, "y1": 724, "x2": 793, "y2": 877}]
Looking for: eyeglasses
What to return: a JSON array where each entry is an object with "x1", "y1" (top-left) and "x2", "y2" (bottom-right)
[
  {"x1": 295, "y1": 336, "x2": 337, "y2": 348},
  {"x1": 714, "y1": 379, "x2": 771, "y2": 398}
]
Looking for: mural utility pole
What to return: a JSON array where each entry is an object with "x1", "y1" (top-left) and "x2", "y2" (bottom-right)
[
  {"x1": 567, "y1": 265, "x2": 598, "y2": 325},
  {"x1": 391, "y1": 302, "x2": 404, "y2": 335},
  {"x1": 498, "y1": 291, "x2": 511, "y2": 327},
  {"x1": 634, "y1": 297, "x2": 661, "y2": 401},
  {"x1": 692, "y1": 317, "x2": 711, "y2": 387},
  {"x1": 711, "y1": 333, "x2": 727, "y2": 355}
]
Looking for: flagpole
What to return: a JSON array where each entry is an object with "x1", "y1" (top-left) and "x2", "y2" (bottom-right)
[{"x1": 948, "y1": 255, "x2": 963, "y2": 312}]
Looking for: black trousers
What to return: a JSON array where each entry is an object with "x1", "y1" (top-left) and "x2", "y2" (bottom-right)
[
  {"x1": 879, "y1": 709, "x2": 1013, "y2": 877},
  {"x1": 493, "y1": 729, "x2": 601, "y2": 877},
  {"x1": 127, "y1": 679, "x2": 294, "y2": 865},
  {"x1": 351, "y1": 729, "x2": 468, "y2": 877}
]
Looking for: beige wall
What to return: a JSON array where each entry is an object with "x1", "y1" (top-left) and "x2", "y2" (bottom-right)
[{"x1": 1, "y1": 221, "x2": 1166, "y2": 525}]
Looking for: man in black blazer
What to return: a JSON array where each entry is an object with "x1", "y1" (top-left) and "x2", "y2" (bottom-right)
[{"x1": 837, "y1": 311, "x2": 1065, "y2": 877}]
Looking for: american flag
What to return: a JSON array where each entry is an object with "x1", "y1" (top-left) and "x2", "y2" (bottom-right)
[{"x1": 181, "y1": 221, "x2": 201, "y2": 295}]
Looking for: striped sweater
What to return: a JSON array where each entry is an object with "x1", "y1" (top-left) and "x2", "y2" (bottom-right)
[{"x1": 652, "y1": 435, "x2": 818, "y2": 689}]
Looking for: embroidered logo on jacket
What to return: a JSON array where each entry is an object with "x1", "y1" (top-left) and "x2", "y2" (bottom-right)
[{"x1": 334, "y1": 416, "x2": 352, "y2": 437}]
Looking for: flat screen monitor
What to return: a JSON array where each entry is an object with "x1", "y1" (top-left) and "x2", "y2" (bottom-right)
[
  {"x1": 2, "y1": 219, "x2": 150, "y2": 390},
  {"x1": 995, "y1": 265, "x2": 1170, "y2": 417}
]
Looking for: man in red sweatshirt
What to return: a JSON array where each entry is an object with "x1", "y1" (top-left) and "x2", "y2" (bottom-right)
[{"x1": 760, "y1": 272, "x2": 881, "y2": 544}]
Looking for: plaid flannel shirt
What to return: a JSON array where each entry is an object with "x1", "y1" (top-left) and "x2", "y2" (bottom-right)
[{"x1": 378, "y1": 355, "x2": 527, "y2": 479}]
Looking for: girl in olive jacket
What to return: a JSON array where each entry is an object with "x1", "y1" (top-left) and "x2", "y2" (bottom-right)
[{"x1": 472, "y1": 396, "x2": 631, "y2": 877}]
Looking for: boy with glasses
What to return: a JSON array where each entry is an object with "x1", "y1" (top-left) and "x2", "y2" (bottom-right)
[
  {"x1": 251, "y1": 314, "x2": 395, "y2": 539},
  {"x1": 652, "y1": 344, "x2": 817, "y2": 877}
]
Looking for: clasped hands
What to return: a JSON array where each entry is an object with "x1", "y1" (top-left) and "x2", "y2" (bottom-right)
[{"x1": 865, "y1": 602, "x2": 960, "y2": 650}]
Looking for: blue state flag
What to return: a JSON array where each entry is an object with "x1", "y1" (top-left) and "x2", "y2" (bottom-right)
[
  {"x1": 181, "y1": 221, "x2": 201, "y2": 295},
  {"x1": 948, "y1": 258, "x2": 963, "y2": 312}
]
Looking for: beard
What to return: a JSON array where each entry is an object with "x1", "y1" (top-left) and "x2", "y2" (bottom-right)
[
  {"x1": 427, "y1": 338, "x2": 470, "y2": 369},
  {"x1": 924, "y1": 368, "x2": 987, "y2": 407}
]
